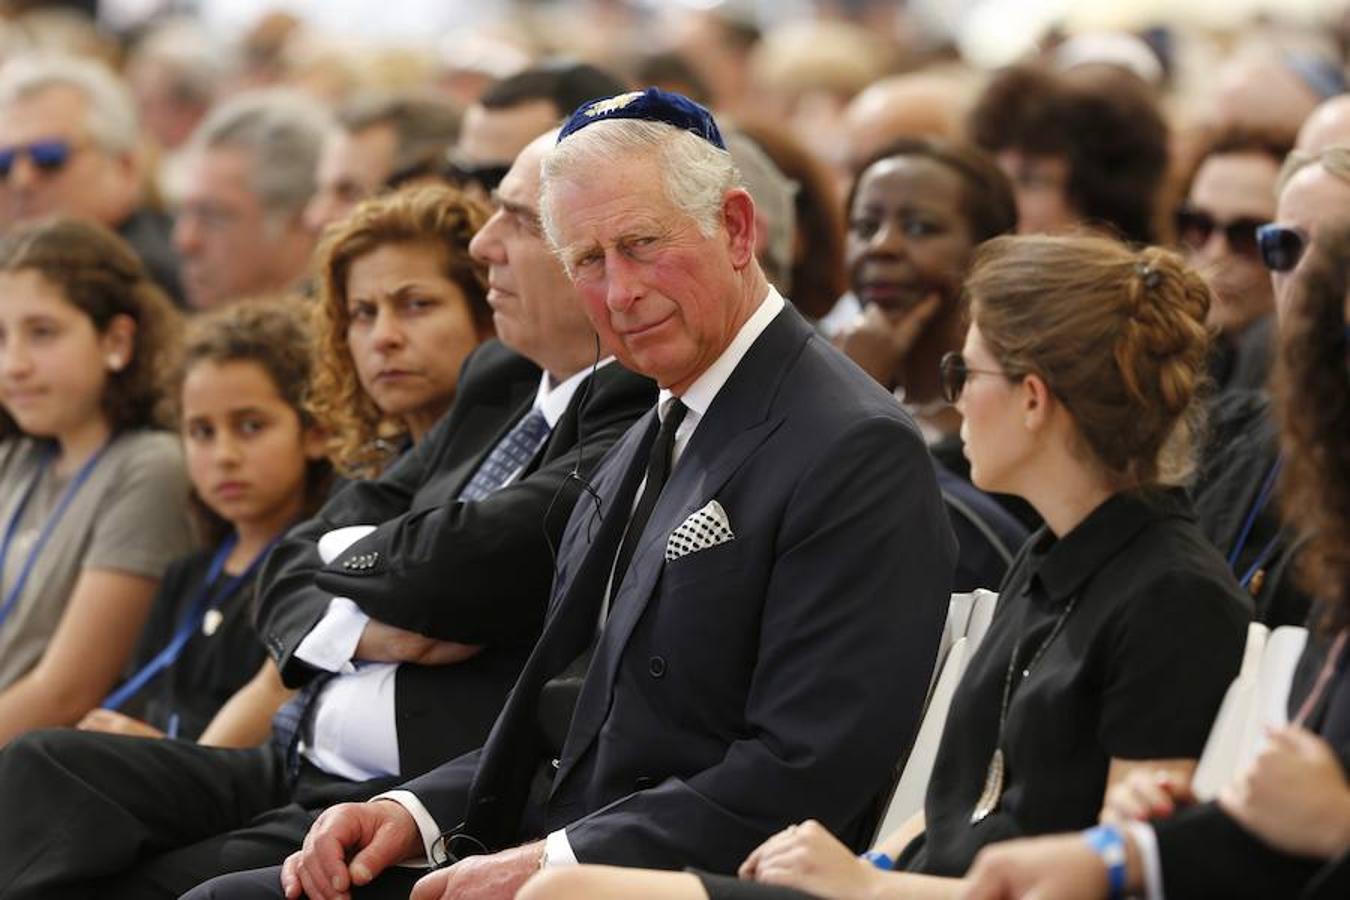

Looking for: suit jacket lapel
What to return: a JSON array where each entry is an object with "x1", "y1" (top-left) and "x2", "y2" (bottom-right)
[{"x1": 554, "y1": 306, "x2": 811, "y2": 787}]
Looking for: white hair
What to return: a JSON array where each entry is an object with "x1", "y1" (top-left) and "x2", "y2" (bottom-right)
[
  {"x1": 188, "y1": 89, "x2": 333, "y2": 217},
  {"x1": 0, "y1": 54, "x2": 139, "y2": 155},
  {"x1": 539, "y1": 119, "x2": 742, "y2": 263}
]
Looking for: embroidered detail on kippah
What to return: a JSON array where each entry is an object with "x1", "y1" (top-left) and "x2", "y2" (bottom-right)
[{"x1": 584, "y1": 91, "x2": 644, "y2": 117}]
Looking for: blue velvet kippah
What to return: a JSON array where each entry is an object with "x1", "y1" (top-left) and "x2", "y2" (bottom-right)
[{"x1": 558, "y1": 87, "x2": 726, "y2": 150}]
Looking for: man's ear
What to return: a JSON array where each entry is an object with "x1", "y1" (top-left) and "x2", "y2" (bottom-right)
[{"x1": 722, "y1": 188, "x2": 757, "y2": 270}]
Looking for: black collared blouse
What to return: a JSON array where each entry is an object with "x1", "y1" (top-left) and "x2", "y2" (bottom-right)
[{"x1": 906, "y1": 487, "x2": 1251, "y2": 876}]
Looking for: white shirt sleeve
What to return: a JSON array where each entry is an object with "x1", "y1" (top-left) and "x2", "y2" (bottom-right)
[
  {"x1": 293, "y1": 596, "x2": 368, "y2": 673},
  {"x1": 293, "y1": 525, "x2": 379, "y2": 672},
  {"x1": 1123, "y1": 821, "x2": 1165, "y2": 900},
  {"x1": 543, "y1": 828, "x2": 578, "y2": 866},
  {"x1": 371, "y1": 790, "x2": 445, "y2": 868}
]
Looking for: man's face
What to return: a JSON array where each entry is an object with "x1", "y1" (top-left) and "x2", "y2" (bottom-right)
[
  {"x1": 457, "y1": 100, "x2": 560, "y2": 170},
  {"x1": 1271, "y1": 164, "x2": 1350, "y2": 316},
  {"x1": 173, "y1": 147, "x2": 299, "y2": 309},
  {"x1": 0, "y1": 84, "x2": 137, "y2": 228},
  {"x1": 468, "y1": 137, "x2": 591, "y2": 371},
  {"x1": 1180, "y1": 152, "x2": 1279, "y2": 336},
  {"x1": 303, "y1": 123, "x2": 397, "y2": 232},
  {"x1": 549, "y1": 152, "x2": 750, "y2": 394}
]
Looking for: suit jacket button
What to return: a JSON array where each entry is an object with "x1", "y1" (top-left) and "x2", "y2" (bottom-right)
[
  {"x1": 634, "y1": 775, "x2": 655, "y2": 790},
  {"x1": 648, "y1": 656, "x2": 666, "y2": 678},
  {"x1": 550, "y1": 757, "x2": 560, "y2": 770}
]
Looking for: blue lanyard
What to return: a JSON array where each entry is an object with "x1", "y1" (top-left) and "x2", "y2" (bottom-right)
[
  {"x1": 0, "y1": 440, "x2": 112, "y2": 631},
  {"x1": 1226, "y1": 456, "x2": 1283, "y2": 573},
  {"x1": 102, "y1": 531, "x2": 279, "y2": 713}
]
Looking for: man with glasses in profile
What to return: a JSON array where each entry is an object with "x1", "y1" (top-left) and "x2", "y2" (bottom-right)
[{"x1": 0, "y1": 54, "x2": 185, "y2": 304}]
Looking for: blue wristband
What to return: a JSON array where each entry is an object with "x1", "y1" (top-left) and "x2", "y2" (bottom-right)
[
  {"x1": 860, "y1": 850, "x2": 894, "y2": 871},
  {"x1": 1082, "y1": 825, "x2": 1126, "y2": 900}
]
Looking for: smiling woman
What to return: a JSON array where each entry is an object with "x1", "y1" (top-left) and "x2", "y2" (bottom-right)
[{"x1": 311, "y1": 185, "x2": 494, "y2": 476}]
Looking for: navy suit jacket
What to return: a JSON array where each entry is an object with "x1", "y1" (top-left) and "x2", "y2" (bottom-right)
[{"x1": 400, "y1": 303, "x2": 958, "y2": 872}]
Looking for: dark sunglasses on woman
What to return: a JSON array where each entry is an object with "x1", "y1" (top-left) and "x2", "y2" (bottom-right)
[
  {"x1": 0, "y1": 139, "x2": 77, "y2": 179},
  {"x1": 939, "y1": 352, "x2": 1009, "y2": 404},
  {"x1": 1174, "y1": 207, "x2": 1266, "y2": 261},
  {"x1": 1256, "y1": 224, "x2": 1309, "y2": 273}
]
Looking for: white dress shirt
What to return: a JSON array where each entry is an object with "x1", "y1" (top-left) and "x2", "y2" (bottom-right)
[
  {"x1": 384, "y1": 288, "x2": 788, "y2": 867},
  {"x1": 292, "y1": 364, "x2": 601, "y2": 782}
]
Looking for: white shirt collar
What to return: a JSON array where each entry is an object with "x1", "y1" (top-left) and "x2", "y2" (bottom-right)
[
  {"x1": 657, "y1": 286, "x2": 786, "y2": 422},
  {"x1": 535, "y1": 357, "x2": 615, "y2": 427}
]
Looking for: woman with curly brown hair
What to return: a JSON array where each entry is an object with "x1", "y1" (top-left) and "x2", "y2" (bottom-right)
[
  {"x1": 0, "y1": 217, "x2": 193, "y2": 744},
  {"x1": 311, "y1": 184, "x2": 494, "y2": 477}
]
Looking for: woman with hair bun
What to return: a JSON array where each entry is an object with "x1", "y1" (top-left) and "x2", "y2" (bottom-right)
[{"x1": 517, "y1": 235, "x2": 1252, "y2": 900}]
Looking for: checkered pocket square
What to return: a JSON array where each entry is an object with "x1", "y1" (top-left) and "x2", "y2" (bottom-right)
[{"x1": 665, "y1": 500, "x2": 735, "y2": 561}]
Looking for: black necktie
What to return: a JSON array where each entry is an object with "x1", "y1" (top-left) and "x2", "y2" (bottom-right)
[
  {"x1": 610, "y1": 398, "x2": 688, "y2": 595},
  {"x1": 535, "y1": 398, "x2": 688, "y2": 758}
]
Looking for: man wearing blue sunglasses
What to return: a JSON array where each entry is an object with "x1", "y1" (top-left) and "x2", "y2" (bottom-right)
[{"x1": 0, "y1": 55, "x2": 184, "y2": 305}]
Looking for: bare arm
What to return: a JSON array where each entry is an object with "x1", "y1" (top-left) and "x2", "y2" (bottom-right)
[
  {"x1": 198, "y1": 657, "x2": 295, "y2": 748},
  {"x1": 0, "y1": 569, "x2": 157, "y2": 745},
  {"x1": 1101, "y1": 757, "x2": 1199, "y2": 824}
]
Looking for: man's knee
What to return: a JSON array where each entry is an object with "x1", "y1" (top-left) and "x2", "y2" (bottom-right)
[{"x1": 181, "y1": 868, "x2": 286, "y2": 900}]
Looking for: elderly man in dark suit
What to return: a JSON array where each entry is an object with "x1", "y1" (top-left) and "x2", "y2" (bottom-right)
[
  {"x1": 0, "y1": 131, "x2": 654, "y2": 899},
  {"x1": 195, "y1": 89, "x2": 956, "y2": 900}
]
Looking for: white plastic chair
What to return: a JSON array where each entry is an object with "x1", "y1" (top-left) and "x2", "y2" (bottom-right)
[
  {"x1": 872, "y1": 591, "x2": 1001, "y2": 843},
  {"x1": 1231, "y1": 625, "x2": 1309, "y2": 775},
  {"x1": 1192, "y1": 622, "x2": 1270, "y2": 799},
  {"x1": 965, "y1": 588, "x2": 999, "y2": 649},
  {"x1": 876, "y1": 636, "x2": 974, "y2": 837},
  {"x1": 929, "y1": 593, "x2": 977, "y2": 695}
]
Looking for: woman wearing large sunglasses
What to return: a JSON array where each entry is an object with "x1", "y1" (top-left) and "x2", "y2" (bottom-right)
[
  {"x1": 515, "y1": 235, "x2": 1251, "y2": 900},
  {"x1": 1172, "y1": 128, "x2": 1289, "y2": 396}
]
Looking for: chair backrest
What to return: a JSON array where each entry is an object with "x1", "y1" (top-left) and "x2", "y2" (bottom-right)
[
  {"x1": 876, "y1": 636, "x2": 973, "y2": 839},
  {"x1": 966, "y1": 588, "x2": 999, "y2": 650},
  {"x1": 871, "y1": 590, "x2": 1001, "y2": 844},
  {"x1": 930, "y1": 593, "x2": 977, "y2": 696},
  {"x1": 1193, "y1": 621, "x2": 1271, "y2": 799},
  {"x1": 1232, "y1": 625, "x2": 1309, "y2": 774}
]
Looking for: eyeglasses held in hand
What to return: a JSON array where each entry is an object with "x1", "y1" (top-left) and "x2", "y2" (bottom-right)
[
  {"x1": 1256, "y1": 224, "x2": 1308, "y2": 273},
  {"x1": 939, "y1": 351, "x2": 1008, "y2": 404},
  {"x1": 1174, "y1": 207, "x2": 1266, "y2": 261},
  {"x1": 0, "y1": 139, "x2": 77, "y2": 179}
]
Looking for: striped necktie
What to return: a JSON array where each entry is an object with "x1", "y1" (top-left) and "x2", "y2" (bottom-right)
[{"x1": 458, "y1": 408, "x2": 552, "y2": 502}]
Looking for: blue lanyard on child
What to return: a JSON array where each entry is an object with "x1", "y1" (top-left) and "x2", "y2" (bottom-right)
[
  {"x1": 1226, "y1": 456, "x2": 1284, "y2": 591},
  {"x1": 102, "y1": 531, "x2": 280, "y2": 714},
  {"x1": 0, "y1": 440, "x2": 113, "y2": 631}
]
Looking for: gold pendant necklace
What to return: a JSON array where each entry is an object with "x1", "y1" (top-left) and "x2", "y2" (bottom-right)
[
  {"x1": 969, "y1": 592, "x2": 1079, "y2": 825},
  {"x1": 970, "y1": 748, "x2": 1004, "y2": 823}
]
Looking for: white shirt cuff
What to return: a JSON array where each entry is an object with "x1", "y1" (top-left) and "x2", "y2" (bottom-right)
[
  {"x1": 373, "y1": 790, "x2": 445, "y2": 868},
  {"x1": 1123, "y1": 821, "x2": 1165, "y2": 900},
  {"x1": 318, "y1": 525, "x2": 378, "y2": 564},
  {"x1": 543, "y1": 828, "x2": 578, "y2": 867},
  {"x1": 293, "y1": 596, "x2": 368, "y2": 673}
]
